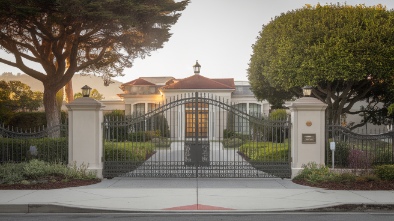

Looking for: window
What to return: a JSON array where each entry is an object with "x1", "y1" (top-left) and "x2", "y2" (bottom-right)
[
  {"x1": 185, "y1": 102, "x2": 209, "y2": 138},
  {"x1": 232, "y1": 103, "x2": 248, "y2": 134},
  {"x1": 148, "y1": 103, "x2": 158, "y2": 112},
  {"x1": 133, "y1": 103, "x2": 145, "y2": 115},
  {"x1": 249, "y1": 103, "x2": 261, "y2": 116}
]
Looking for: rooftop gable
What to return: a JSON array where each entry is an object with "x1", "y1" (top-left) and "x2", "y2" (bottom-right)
[
  {"x1": 121, "y1": 78, "x2": 156, "y2": 87},
  {"x1": 162, "y1": 74, "x2": 235, "y2": 90}
]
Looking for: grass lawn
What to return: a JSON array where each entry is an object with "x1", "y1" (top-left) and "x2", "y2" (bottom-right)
[{"x1": 239, "y1": 141, "x2": 289, "y2": 162}]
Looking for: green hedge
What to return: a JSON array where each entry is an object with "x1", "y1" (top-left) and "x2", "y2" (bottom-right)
[
  {"x1": 374, "y1": 165, "x2": 394, "y2": 180},
  {"x1": 104, "y1": 142, "x2": 155, "y2": 161},
  {"x1": 0, "y1": 138, "x2": 68, "y2": 164},
  {"x1": 239, "y1": 141, "x2": 289, "y2": 161}
]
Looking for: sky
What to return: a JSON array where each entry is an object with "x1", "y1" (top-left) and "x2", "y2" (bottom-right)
[{"x1": 1, "y1": 0, "x2": 394, "y2": 83}]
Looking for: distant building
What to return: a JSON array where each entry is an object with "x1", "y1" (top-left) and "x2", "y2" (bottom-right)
[{"x1": 116, "y1": 67, "x2": 270, "y2": 139}]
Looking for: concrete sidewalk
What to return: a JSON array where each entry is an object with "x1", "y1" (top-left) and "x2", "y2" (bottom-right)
[{"x1": 1, "y1": 178, "x2": 394, "y2": 213}]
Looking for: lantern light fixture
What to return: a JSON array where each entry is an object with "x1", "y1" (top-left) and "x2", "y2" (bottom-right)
[
  {"x1": 193, "y1": 60, "x2": 201, "y2": 74},
  {"x1": 302, "y1": 85, "x2": 313, "y2": 97},
  {"x1": 81, "y1": 85, "x2": 92, "y2": 97}
]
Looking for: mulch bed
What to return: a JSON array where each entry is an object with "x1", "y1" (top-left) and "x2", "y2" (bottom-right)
[
  {"x1": 0, "y1": 177, "x2": 101, "y2": 190},
  {"x1": 292, "y1": 179, "x2": 394, "y2": 190}
]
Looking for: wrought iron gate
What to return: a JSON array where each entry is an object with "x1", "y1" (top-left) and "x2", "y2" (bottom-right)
[{"x1": 103, "y1": 93, "x2": 291, "y2": 178}]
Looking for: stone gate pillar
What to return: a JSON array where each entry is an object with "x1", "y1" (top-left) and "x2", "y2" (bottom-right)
[
  {"x1": 286, "y1": 97, "x2": 327, "y2": 178},
  {"x1": 66, "y1": 97, "x2": 105, "y2": 178}
]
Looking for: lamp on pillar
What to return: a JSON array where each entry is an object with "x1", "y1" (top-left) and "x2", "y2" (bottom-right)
[
  {"x1": 81, "y1": 85, "x2": 92, "y2": 97},
  {"x1": 193, "y1": 60, "x2": 201, "y2": 74},
  {"x1": 302, "y1": 86, "x2": 313, "y2": 97}
]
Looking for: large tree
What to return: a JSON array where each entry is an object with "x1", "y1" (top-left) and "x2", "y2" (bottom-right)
[
  {"x1": 248, "y1": 3, "x2": 394, "y2": 127},
  {"x1": 0, "y1": 0, "x2": 188, "y2": 128}
]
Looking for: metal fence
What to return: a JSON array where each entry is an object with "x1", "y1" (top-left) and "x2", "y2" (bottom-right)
[
  {"x1": 0, "y1": 122, "x2": 68, "y2": 164},
  {"x1": 103, "y1": 92, "x2": 291, "y2": 178},
  {"x1": 326, "y1": 125, "x2": 394, "y2": 171}
]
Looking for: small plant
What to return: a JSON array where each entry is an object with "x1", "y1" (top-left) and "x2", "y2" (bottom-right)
[
  {"x1": 374, "y1": 164, "x2": 394, "y2": 180},
  {"x1": 331, "y1": 172, "x2": 356, "y2": 183},
  {"x1": 293, "y1": 162, "x2": 337, "y2": 184},
  {"x1": 0, "y1": 160, "x2": 97, "y2": 185}
]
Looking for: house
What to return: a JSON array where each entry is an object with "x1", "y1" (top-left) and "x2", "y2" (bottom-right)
[{"x1": 117, "y1": 63, "x2": 270, "y2": 140}]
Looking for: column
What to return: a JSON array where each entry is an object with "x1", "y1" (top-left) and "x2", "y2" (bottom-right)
[
  {"x1": 286, "y1": 97, "x2": 327, "y2": 178},
  {"x1": 66, "y1": 97, "x2": 105, "y2": 178}
]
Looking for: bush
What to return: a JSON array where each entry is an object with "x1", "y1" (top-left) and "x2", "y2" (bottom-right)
[
  {"x1": 374, "y1": 165, "x2": 394, "y2": 180},
  {"x1": 0, "y1": 137, "x2": 68, "y2": 164},
  {"x1": 330, "y1": 172, "x2": 356, "y2": 183},
  {"x1": 151, "y1": 137, "x2": 171, "y2": 148},
  {"x1": 373, "y1": 148, "x2": 393, "y2": 165},
  {"x1": 146, "y1": 114, "x2": 170, "y2": 138},
  {"x1": 128, "y1": 131, "x2": 161, "y2": 142},
  {"x1": 104, "y1": 142, "x2": 155, "y2": 161},
  {"x1": 293, "y1": 162, "x2": 337, "y2": 184},
  {"x1": 0, "y1": 160, "x2": 96, "y2": 184},
  {"x1": 223, "y1": 129, "x2": 250, "y2": 141},
  {"x1": 269, "y1": 109, "x2": 287, "y2": 120},
  {"x1": 326, "y1": 142, "x2": 350, "y2": 167},
  {"x1": 222, "y1": 138, "x2": 243, "y2": 148},
  {"x1": 348, "y1": 149, "x2": 374, "y2": 169}
]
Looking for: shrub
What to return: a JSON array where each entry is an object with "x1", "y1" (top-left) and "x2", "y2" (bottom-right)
[
  {"x1": 104, "y1": 142, "x2": 155, "y2": 161},
  {"x1": 128, "y1": 131, "x2": 160, "y2": 142},
  {"x1": 0, "y1": 160, "x2": 96, "y2": 184},
  {"x1": 348, "y1": 149, "x2": 374, "y2": 169},
  {"x1": 23, "y1": 159, "x2": 50, "y2": 179},
  {"x1": 222, "y1": 138, "x2": 243, "y2": 148},
  {"x1": 223, "y1": 129, "x2": 235, "y2": 139},
  {"x1": 0, "y1": 137, "x2": 68, "y2": 164},
  {"x1": 269, "y1": 109, "x2": 287, "y2": 120},
  {"x1": 326, "y1": 142, "x2": 350, "y2": 167},
  {"x1": 293, "y1": 162, "x2": 337, "y2": 184},
  {"x1": 104, "y1": 110, "x2": 128, "y2": 141},
  {"x1": 373, "y1": 148, "x2": 393, "y2": 165},
  {"x1": 151, "y1": 137, "x2": 171, "y2": 148},
  {"x1": 374, "y1": 165, "x2": 394, "y2": 180},
  {"x1": 223, "y1": 129, "x2": 250, "y2": 141},
  {"x1": 330, "y1": 172, "x2": 356, "y2": 183},
  {"x1": 146, "y1": 114, "x2": 170, "y2": 138}
]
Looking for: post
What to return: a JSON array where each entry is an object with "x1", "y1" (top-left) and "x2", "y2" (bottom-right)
[
  {"x1": 286, "y1": 97, "x2": 328, "y2": 178},
  {"x1": 66, "y1": 97, "x2": 105, "y2": 178}
]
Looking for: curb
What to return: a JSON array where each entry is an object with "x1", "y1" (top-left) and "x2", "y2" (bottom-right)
[{"x1": 1, "y1": 203, "x2": 394, "y2": 213}]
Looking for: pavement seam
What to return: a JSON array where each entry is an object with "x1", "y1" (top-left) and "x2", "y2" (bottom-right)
[
  {"x1": 106, "y1": 178, "x2": 122, "y2": 188},
  {"x1": 348, "y1": 190, "x2": 394, "y2": 203},
  {"x1": 4, "y1": 190, "x2": 38, "y2": 204}
]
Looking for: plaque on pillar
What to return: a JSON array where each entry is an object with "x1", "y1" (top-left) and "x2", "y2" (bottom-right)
[{"x1": 302, "y1": 134, "x2": 316, "y2": 144}]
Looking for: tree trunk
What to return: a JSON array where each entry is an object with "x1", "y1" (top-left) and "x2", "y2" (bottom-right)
[
  {"x1": 43, "y1": 86, "x2": 61, "y2": 137},
  {"x1": 65, "y1": 80, "x2": 74, "y2": 103}
]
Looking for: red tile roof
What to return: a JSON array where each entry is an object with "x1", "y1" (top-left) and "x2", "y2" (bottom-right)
[
  {"x1": 162, "y1": 74, "x2": 235, "y2": 90},
  {"x1": 121, "y1": 78, "x2": 155, "y2": 86}
]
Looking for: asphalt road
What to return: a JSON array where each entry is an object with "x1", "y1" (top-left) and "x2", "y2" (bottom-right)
[{"x1": 1, "y1": 212, "x2": 394, "y2": 221}]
